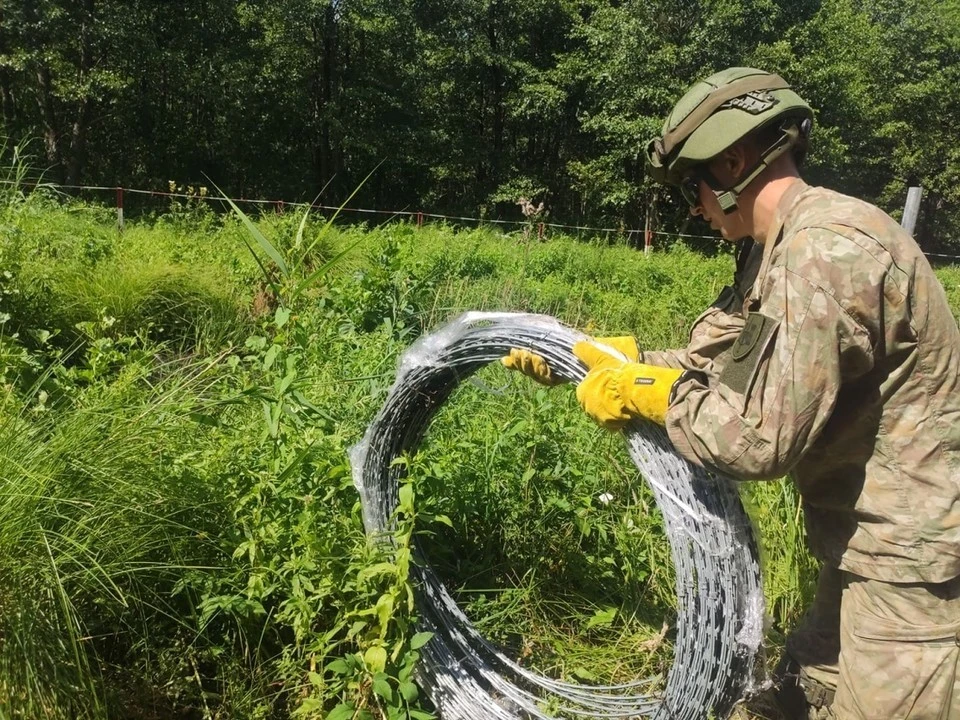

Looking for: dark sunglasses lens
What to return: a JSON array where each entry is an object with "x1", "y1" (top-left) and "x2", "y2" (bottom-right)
[{"x1": 680, "y1": 177, "x2": 699, "y2": 206}]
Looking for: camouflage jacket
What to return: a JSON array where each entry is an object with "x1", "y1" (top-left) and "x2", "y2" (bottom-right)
[{"x1": 662, "y1": 180, "x2": 960, "y2": 583}]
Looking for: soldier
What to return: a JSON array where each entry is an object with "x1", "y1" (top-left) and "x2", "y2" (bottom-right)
[{"x1": 503, "y1": 67, "x2": 960, "y2": 719}]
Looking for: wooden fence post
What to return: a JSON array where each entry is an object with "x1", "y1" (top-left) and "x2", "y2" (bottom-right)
[{"x1": 116, "y1": 187, "x2": 124, "y2": 232}]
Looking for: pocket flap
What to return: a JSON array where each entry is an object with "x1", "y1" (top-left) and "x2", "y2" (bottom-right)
[{"x1": 852, "y1": 615, "x2": 960, "y2": 643}]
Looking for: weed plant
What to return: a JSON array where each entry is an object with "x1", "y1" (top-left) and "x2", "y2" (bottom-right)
[{"x1": 0, "y1": 193, "x2": 957, "y2": 717}]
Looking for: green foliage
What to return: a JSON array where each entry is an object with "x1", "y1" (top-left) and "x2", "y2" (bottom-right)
[
  {"x1": 0, "y1": 343, "x2": 229, "y2": 718},
  {"x1": 3, "y1": 1, "x2": 959, "y2": 249},
  {"x1": 1, "y1": 198, "x2": 958, "y2": 717}
]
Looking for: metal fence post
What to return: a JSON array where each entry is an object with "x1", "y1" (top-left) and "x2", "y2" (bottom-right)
[{"x1": 902, "y1": 186, "x2": 923, "y2": 236}]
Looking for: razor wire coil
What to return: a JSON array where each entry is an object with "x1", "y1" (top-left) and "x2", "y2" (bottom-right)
[{"x1": 350, "y1": 312, "x2": 764, "y2": 720}]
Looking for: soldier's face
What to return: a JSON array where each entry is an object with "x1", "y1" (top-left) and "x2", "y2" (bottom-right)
[{"x1": 688, "y1": 154, "x2": 752, "y2": 242}]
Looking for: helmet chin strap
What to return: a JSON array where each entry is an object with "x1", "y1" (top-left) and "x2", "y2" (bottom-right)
[{"x1": 713, "y1": 122, "x2": 803, "y2": 214}]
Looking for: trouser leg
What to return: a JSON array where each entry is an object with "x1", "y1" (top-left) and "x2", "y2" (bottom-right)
[
  {"x1": 832, "y1": 574, "x2": 960, "y2": 719},
  {"x1": 776, "y1": 565, "x2": 843, "y2": 719},
  {"x1": 746, "y1": 568, "x2": 960, "y2": 718}
]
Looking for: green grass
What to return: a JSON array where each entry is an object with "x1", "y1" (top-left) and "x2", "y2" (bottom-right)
[
  {"x1": 0, "y1": 193, "x2": 956, "y2": 717},
  {"x1": 0, "y1": 355, "x2": 228, "y2": 718}
]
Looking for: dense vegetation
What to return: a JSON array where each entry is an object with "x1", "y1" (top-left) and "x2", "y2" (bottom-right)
[
  {"x1": 2, "y1": 0, "x2": 960, "y2": 250},
  {"x1": 3, "y1": 1, "x2": 959, "y2": 717},
  {"x1": 2, "y1": 171, "x2": 959, "y2": 718}
]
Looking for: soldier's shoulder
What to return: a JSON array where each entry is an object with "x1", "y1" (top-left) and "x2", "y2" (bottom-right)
[
  {"x1": 782, "y1": 186, "x2": 907, "y2": 268},
  {"x1": 774, "y1": 188, "x2": 905, "y2": 302},
  {"x1": 784, "y1": 187, "x2": 909, "y2": 243},
  {"x1": 790, "y1": 185, "x2": 895, "y2": 232}
]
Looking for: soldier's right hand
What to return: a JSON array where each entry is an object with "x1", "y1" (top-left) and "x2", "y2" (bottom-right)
[{"x1": 501, "y1": 348, "x2": 564, "y2": 386}]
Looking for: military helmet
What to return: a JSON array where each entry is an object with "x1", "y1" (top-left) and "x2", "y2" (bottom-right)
[{"x1": 646, "y1": 67, "x2": 813, "y2": 211}]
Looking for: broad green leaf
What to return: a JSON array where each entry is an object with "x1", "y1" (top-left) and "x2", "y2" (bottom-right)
[
  {"x1": 398, "y1": 484, "x2": 414, "y2": 513},
  {"x1": 325, "y1": 658, "x2": 351, "y2": 675},
  {"x1": 585, "y1": 606, "x2": 617, "y2": 629},
  {"x1": 571, "y1": 666, "x2": 598, "y2": 681},
  {"x1": 263, "y1": 344, "x2": 280, "y2": 370},
  {"x1": 326, "y1": 703, "x2": 355, "y2": 720},
  {"x1": 372, "y1": 673, "x2": 394, "y2": 702},
  {"x1": 409, "y1": 631, "x2": 433, "y2": 650},
  {"x1": 357, "y1": 561, "x2": 397, "y2": 583},
  {"x1": 398, "y1": 679, "x2": 419, "y2": 702},
  {"x1": 503, "y1": 421, "x2": 527, "y2": 438},
  {"x1": 375, "y1": 592, "x2": 394, "y2": 634},
  {"x1": 364, "y1": 645, "x2": 387, "y2": 673}
]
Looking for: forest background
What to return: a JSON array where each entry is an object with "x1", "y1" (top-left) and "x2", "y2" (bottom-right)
[
  {"x1": 2, "y1": 0, "x2": 960, "y2": 251},
  {"x1": 2, "y1": 1, "x2": 960, "y2": 719}
]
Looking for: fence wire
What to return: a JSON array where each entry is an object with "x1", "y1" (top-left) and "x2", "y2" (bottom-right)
[{"x1": 4, "y1": 178, "x2": 958, "y2": 260}]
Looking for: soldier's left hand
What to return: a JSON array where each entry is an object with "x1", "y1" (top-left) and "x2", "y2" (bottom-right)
[{"x1": 572, "y1": 341, "x2": 683, "y2": 429}]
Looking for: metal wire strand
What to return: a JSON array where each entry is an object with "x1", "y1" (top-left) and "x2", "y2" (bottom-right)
[{"x1": 350, "y1": 312, "x2": 764, "y2": 720}]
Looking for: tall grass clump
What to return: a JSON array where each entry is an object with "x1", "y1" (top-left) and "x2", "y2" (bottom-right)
[
  {"x1": 0, "y1": 354, "x2": 229, "y2": 718},
  {"x1": 53, "y1": 258, "x2": 246, "y2": 351},
  {"x1": 0, "y1": 138, "x2": 51, "y2": 221}
]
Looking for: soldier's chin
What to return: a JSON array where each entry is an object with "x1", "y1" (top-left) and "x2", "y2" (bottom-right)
[{"x1": 718, "y1": 225, "x2": 750, "y2": 243}]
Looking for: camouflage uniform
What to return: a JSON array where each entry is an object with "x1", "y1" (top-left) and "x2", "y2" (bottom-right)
[{"x1": 660, "y1": 180, "x2": 960, "y2": 718}]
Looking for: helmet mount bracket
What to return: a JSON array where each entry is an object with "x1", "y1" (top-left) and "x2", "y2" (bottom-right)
[{"x1": 704, "y1": 120, "x2": 806, "y2": 215}]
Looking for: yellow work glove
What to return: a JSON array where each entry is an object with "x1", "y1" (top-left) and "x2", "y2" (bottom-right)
[
  {"x1": 500, "y1": 348, "x2": 563, "y2": 386},
  {"x1": 591, "y1": 335, "x2": 640, "y2": 362},
  {"x1": 501, "y1": 336, "x2": 640, "y2": 387},
  {"x1": 573, "y1": 341, "x2": 683, "y2": 429}
]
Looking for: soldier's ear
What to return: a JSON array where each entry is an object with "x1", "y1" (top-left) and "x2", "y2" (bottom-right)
[{"x1": 720, "y1": 143, "x2": 751, "y2": 183}]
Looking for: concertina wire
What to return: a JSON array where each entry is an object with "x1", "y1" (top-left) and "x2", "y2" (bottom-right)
[{"x1": 350, "y1": 312, "x2": 764, "y2": 719}]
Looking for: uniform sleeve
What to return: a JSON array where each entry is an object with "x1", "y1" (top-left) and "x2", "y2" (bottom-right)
[
  {"x1": 639, "y1": 284, "x2": 750, "y2": 372},
  {"x1": 639, "y1": 348, "x2": 688, "y2": 369},
  {"x1": 665, "y1": 262, "x2": 875, "y2": 481},
  {"x1": 641, "y1": 304, "x2": 746, "y2": 372}
]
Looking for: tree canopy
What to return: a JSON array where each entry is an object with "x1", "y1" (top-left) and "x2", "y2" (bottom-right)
[{"x1": 1, "y1": 0, "x2": 958, "y2": 250}]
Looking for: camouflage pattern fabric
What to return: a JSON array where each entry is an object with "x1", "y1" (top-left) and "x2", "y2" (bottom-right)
[
  {"x1": 783, "y1": 565, "x2": 960, "y2": 719},
  {"x1": 665, "y1": 179, "x2": 960, "y2": 584}
]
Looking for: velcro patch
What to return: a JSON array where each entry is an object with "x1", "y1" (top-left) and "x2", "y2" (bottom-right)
[
  {"x1": 721, "y1": 91, "x2": 778, "y2": 115},
  {"x1": 720, "y1": 312, "x2": 777, "y2": 396}
]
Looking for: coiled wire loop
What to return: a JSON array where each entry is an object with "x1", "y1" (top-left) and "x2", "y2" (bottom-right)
[{"x1": 350, "y1": 312, "x2": 763, "y2": 719}]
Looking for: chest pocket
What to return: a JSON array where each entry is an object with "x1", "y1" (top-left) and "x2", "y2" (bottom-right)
[{"x1": 719, "y1": 312, "x2": 778, "y2": 396}]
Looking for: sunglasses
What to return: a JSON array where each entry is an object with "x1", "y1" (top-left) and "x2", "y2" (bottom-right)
[{"x1": 679, "y1": 174, "x2": 702, "y2": 207}]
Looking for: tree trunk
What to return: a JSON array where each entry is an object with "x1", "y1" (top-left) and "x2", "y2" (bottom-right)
[
  {"x1": 486, "y1": 0, "x2": 504, "y2": 191},
  {"x1": 311, "y1": 4, "x2": 337, "y2": 195},
  {"x1": 0, "y1": 10, "x2": 17, "y2": 126},
  {"x1": 66, "y1": 99, "x2": 90, "y2": 187},
  {"x1": 0, "y1": 65, "x2": 14, "y2": 126},
  {"x1": 65, "y1": 0, "x2": 97, "y2": 186},
  {"x1": 36, "y1": 64, "x2": 65, "y2": 184}
]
